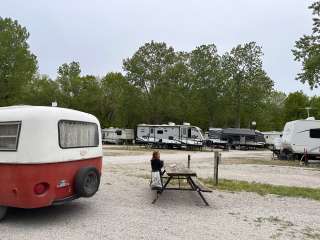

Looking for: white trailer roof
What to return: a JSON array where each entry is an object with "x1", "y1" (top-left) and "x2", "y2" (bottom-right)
[{"x1": 0, "y1": 106, "x2": 102, "y2": 164}]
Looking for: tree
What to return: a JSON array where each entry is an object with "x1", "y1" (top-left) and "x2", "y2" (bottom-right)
[
  {"x1": 56, "y1": 61, "x2": 82, "y2": 107},
  {"x1": 23, "y1": 74, "x2": 59, "y2": 106},
  {"x1": 283, "y1": 91, "x2": 309, "y2": 122},
  {"x1": 221, "y1": 42, "x2": 274, "y2": 128},
  {"x1": 293, "y1": 1, "x2": 320, "y2": 89},
  {"x1": 0, "y1": 17, "x2": 37, "y2": 106},
  {"x1": 123, "y1": 41, "x2": 182, "y2": 123},
  {"x1": 188, "y1": 44, "x2": 225, "y2": 127}
]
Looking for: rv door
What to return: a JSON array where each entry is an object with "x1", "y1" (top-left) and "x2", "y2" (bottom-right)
[{"x1": 188, "y1": 128, "x2": 192, "y2": 138}]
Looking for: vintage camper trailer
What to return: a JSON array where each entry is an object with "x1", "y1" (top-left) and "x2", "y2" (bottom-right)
[
  {"x1": 281, "y1": 118, "x2": 320, "y2": 160},
  {"x1": 102, "y1": 128, "x2": 134, "y2": 144},
  {"x1": 0, "y1": 106, "x2": 103, "y2": 221},
  {"x1": 136, "y1": 122, "x2": 204, "y2": 148}
]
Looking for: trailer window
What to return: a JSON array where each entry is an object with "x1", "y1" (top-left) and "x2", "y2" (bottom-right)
[
  {"x1": 116, "y1": 130, "x2": 122, "y2": 136},
  {"x1": 157, "y1": 130, "x2": 163, "y2": 134},
  {"x1": 0, "y1": 122, "x2": 21, "y2": 151},
  {"x1": 310, "y1": 129, "x2": 320, "y2": 138},
  {"x1": 59, "y1": 120, "x2": 99, "y2": 148}
]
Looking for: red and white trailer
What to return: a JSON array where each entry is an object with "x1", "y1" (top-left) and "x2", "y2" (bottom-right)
[{"x1": 0, "y1": 106, "x2": 103, "y2": 221}]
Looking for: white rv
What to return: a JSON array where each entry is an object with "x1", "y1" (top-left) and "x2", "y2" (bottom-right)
[
  {"x1": 136, "y1": 122, "x2": 204, "y2": 148},
  {"x1": 262, "y1": 131, "x2": 282, "y2": 146},
  {"x1": 102, "y1": 128, "x2": 134, "y2": 144},
  {"x1": 281, "y1": 118, "x2": 320, "y2": 160}
]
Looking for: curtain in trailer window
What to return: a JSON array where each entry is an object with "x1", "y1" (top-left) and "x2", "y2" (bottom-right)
[{"x1": 59, "y1": 121, "x2": 99, "y2": 148}]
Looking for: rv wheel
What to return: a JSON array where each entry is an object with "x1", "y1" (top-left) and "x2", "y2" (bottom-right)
[
  {"x1": 0, "y1": 206, "x2": 7, "y2": 221},
  {"x1": 75, "y1": 167, "x2": 101, "y2": 198}
]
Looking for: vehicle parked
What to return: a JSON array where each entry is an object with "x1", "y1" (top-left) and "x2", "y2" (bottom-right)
[
  {"x1": 280, "y1": 117, "x2": 320, "y2": 160},
  {"x1": 220, "y1": 128, "x2": 265, "y2": 149},
  {"x1": 0, "y1": 106, "x2": 103, "y2": 221},
  {"x1": 136, "y1": 122, "x2": 204, "y2": 149},
  {"x1": 206, "y1": 128, "x2": 228, "y2": 148},
  {"x1": 262, "y1": 131, "x2": 282, "y2": 147},
  {"x1": 102, "y1": 128, "x2": 134, "y2": 144}
]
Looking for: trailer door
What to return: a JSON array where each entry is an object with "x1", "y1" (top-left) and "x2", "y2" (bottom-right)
[{"x1": 188, "y1": 128, "x2": 192, "y2": 138}]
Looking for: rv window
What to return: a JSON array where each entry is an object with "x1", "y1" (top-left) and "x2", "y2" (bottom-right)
[
  {"x1": 157, "y1": 130, "x2": 163, "y2": 134},
  {"x1": 116, "y1": 130, "x2": 122, "y2": 136},
  {"x1": 59, "y1": 120, "x2": 99, "y2": 148},
  {"x1": 182, "y1": 128, "x2": 186, "y2": 135},
  {"x1": 0, "y1": 122, "x2": 21, "y2": 151},
  {"x1": 310, "y1": 129, "x2": 320, "y2": 138},
  {"x1": 150, "y1": 128, "x2": 154, "y2": 134}
]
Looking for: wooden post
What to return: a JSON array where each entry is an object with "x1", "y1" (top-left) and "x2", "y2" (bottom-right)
[
  {"x1": 214, "y1": 151, "x2": 220, "y2": 185},
  {"x1": 187, "y1": 154, "x2": 191, "y2": 168}
]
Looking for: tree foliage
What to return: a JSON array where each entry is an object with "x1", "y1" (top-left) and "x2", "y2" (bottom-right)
[
  {"x1": 2, "y1": 17, "x2": 316, "y2": 131},
  {"x1": 293, "y1": 1, "x2": 320, "y2": 89},
  {"x1": 0, "y1": 17, "x2": 37, "y2": 106}
]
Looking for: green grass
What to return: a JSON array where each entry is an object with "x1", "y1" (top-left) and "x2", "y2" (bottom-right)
[{"x1": 199, "y1": 178, "x2": 320, "y2": 201}]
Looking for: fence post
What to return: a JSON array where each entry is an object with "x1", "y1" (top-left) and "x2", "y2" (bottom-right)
[
  {"x1": 187, "y1": 154, "x2": 191, "y2": 168},
  {"x1": 214, "y1": 151, "x2": 220, "y2": 185}
]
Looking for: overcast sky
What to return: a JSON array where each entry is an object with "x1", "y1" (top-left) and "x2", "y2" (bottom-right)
[{"x1": 1, "y1": 0, "x2": 317, "y2": 95}]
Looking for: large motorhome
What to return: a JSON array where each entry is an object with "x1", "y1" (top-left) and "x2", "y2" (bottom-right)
[
  {"x1": 102, "y1": 128, "x2": 134, "y2": 144},
  {"x1": 281, "y1": 118, "x2": 320, "y2": 160},
  {"x1": 136, "y1": 122, "x2": 204, "y2": 149}
]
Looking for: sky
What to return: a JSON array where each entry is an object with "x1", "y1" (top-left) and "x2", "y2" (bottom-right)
[{"x1": 1, "y1": 0, "x2": 318, "y2": 95}]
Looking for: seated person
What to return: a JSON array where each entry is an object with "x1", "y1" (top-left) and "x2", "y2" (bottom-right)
[{"x1": 150, "y1": 150, "x2": 165, "y2": 175}]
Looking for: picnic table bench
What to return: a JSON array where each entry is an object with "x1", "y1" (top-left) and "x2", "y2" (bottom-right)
[{"x1": 152, "y1": 165, "x2": 212, "y2": 206}]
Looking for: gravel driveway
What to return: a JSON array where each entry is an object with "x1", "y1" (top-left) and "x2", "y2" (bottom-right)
[
  {"x1": 2, "y1": 171, "x2": 320, "y2": 240},
  {"x1": 2, "y1": 149, "x2": 320, "y2": 240}
]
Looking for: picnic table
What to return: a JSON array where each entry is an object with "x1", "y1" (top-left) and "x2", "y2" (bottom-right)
[{"x1": 152, "y1": 165, "x2": 212, "y2": 206}]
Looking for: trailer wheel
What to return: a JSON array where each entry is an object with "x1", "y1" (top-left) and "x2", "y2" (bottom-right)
[
  {"x1": 75, "y1": 167, "x2": 101, "y2": 198},
  {"x1": 0, "y1": 206, "x2": 7, "y2": 221}
]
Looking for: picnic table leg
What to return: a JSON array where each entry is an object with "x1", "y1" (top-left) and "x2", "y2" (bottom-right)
[
  {"x1": 152, "y1": 176, "x2": 172, "y2": 204},
  {"x1": 188, "y1": 177, "x2": 210, "y2": 206},
  {"x1": 187, "y1": 177, "x2": 196, "y2": 190},
  {"x1": 197, "y1": 190, "x2": 209, "y2": 206}
]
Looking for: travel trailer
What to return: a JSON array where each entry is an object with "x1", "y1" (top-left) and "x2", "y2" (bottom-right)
[
  {"x1": 206, "y1": 128, "x2": 228, "y2": 147},
  {"x1": 102, "y1": 128, "x2": 134, "y2": 144},
  {"x1": 0, "y1": 106, "x2": 102, "y2": 221},
  {"x1": 220, "y1": 128, "x2": 265, "y2": 149},
  {"x1": 281, "y1": 117, "x2": 320, "y2": 160},
  {"x1": 136, "y1": 122, "x2": 204, "y2": 149},
  {"x1": 262, "y1": 131, "x2": 282, "y2": 147}
]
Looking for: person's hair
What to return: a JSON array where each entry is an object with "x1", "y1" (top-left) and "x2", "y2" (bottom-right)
[{"x1": 152, "y1": 150, "x2": 160, "y2": 159}]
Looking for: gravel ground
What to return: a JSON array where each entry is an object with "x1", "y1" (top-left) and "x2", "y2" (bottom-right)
[
  {"x1": 2, "y1": 149, "x2": 320, "y2": 240},
  {"x1": 2, "y1": 172, "x2": 320, "y2": 240},
  {"x1": 106, "y1": 149, "x2": 320, "y2": 189}
]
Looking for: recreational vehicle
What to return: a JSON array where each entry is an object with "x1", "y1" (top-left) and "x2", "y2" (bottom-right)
[
  {"x1": 220, "y1": 128, "x2": 265, "y2": 149},
  {"x1": 206, "y1": 128, "x2": 228, "y2": 147},
  {"x1": 136, "y1": 122, "x2": 204, "y2": 149},
  {"x1": 102, "y1": 128, "x2": 134, "y2": 144},
  {"x1": 262, "y1": 131, "x2": 282, "y2": 147},
  {"x1": 281, "y1": 117, "x2": 320, "y2": 160},
  {"x1": 0, "y1": 106, "x2": 102, "y2": 221}
]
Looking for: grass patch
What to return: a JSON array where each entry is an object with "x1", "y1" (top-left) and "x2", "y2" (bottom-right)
[{"x1": 199, "y1": 178, "x2": 320, "y2": 201}]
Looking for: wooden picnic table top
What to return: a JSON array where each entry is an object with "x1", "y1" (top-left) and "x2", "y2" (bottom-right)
[{"x1": 165, "y1": 165, "x2": 197, "y2": 177}]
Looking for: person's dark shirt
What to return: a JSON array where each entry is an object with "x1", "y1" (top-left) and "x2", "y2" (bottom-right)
[{"x1": 151, "y1": 158, "x2": 164, "y2": 172}]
